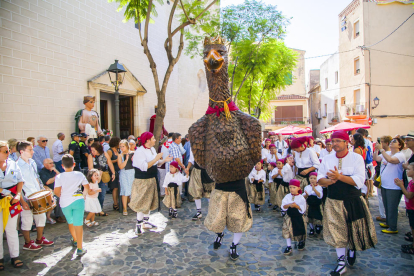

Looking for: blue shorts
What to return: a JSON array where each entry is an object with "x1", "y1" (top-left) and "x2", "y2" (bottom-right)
[{"x1": 62, "y1": 199, "x2": 85, "y2": 226}]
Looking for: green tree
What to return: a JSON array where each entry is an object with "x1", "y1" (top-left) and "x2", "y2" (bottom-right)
[
  {"x1": 218, "y1": 0, "x2": 290, "y2": 99},
  {"x1": 232, "y1": 39, "x2": 297, "y2": 120},
  {"x1": 109, "y1": 0, "x2": 220, "y2": 143}
]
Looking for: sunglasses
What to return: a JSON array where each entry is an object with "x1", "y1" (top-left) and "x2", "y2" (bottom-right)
[{"x1": 41, "y1": 140, "x2": 48, "y2": 143}]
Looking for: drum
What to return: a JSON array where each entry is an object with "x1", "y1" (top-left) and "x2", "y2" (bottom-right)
[{"x1": 27, "y1": 190, "x2": 56, "y2": 215}]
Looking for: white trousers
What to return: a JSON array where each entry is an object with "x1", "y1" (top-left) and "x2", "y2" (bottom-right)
[
  {"x1": 0, "y1": 211, "x2": 19, "y2": 258},
  {"x1": 158, "y1": 168, "x2": 166, "y2": 196},
  {"x1": 21, "y1": 209, "x2": 46, "y2": 231}
]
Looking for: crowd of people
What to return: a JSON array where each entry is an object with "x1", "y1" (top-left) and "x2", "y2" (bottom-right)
[{"x1": 0, "y1": 128, "x2": 413, "y2": 275}]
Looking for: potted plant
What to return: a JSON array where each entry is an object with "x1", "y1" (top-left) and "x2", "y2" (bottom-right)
[{"x1": 332, "y1": 116, "x2": 339, "y2": 123}]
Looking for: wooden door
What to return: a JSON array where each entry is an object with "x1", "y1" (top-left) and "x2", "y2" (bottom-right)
[
  {"x1": 119, "y1": 96, "x2": 134, "y2": 139},
  {"x1": 100, "y1": 100, "x2": 108, "y2": 130}
]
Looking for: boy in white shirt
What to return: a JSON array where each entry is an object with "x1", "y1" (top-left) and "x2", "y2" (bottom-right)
[
  {"x1": 248, "y1": 161, "x2": 266, "y2": 212},
  {"x1": 163, "y1": 161, "x2": 189, "y2": 219},
  {"x1": 269, "y1": 160, "x2": 284, "y2": 211},
  {"x1": 276, "y1": 155, "x2": 295, "y2": 213},
  {"x1": 54, "y1": 154, "x2": 89, "y2": 256},
  {"x1": 281, "y1": 179, "x2": 307, "y2": 255},
  {"x1": 303, "y1": 172, "x2": 323, "y2": 236}
]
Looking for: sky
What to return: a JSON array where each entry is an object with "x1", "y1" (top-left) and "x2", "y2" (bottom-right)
[{"x1": 221, "y1": 0, "x2": 353, "y2": 86}]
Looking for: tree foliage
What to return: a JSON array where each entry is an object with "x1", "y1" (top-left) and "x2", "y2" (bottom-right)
[
  {"x1": 231, "y1": 39, "x2": 297, "y2": 120},
  {"x1": 109, "y1": 0, "x2": 220, "y2": 144}
]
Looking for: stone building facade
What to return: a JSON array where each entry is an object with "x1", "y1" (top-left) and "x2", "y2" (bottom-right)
[{"x1": 0, "y1": 0, "x2": 209, "y2": 149}]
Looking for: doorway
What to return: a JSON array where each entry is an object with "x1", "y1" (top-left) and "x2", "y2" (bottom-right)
[
  {"x1": 100, "y1": 100, "x2": 108, "y2": 130},
  {"x1": 119, "y1": 96, "x2": 134, "y2": 139}
]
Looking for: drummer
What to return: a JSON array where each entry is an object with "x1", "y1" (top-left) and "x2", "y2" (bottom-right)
[
  {"x1": 0, "y1": 141, "x2": 24, "y2": 269},
  {"x1": 16, "y1": 141, "x2": 54, "y2": 251}
]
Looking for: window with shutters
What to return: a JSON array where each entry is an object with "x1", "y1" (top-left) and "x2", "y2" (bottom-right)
[
  {"x1": 354, "y1": 20, "x2": 360, "y2": 38},
  {"x1": 354, "y1": 57, "x2": 360, "y2": 75},
  {"x1": 284, "y1": 72, "x2": 293, "y2": 85},
  {"x1": 274, "y1": 105, "x2": 304, "y2": 124}
]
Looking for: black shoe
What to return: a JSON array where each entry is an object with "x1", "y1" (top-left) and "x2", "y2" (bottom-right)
[
  {"x1": 229, "y1": 242, "x2": 239, "y2": 261},
  {"x1": 213, "y1": 233, "x2": 224, "y2": 250},
  {"x1": 273, "y1": 205, "x2": 279, "y2": 212},
  {"x1": 309, "y1": 228, "x2": 315, "y2": 236},
  {"x1": 315, "y1": 225, "x2": 322, "y2": 234},
  {"x1": 192, "y1": 212, "x2": 202, "y2": 221},
  {"x1": 268, "y1": 203, "x2": 272, "y2": 207},
  {"x1": 168, "y1": 208, "x2": 173, "y2": 217},
  {"x1": 135, "y1": 221, "x2": 143, "y2": 235},
  {"x1": 330, "y1": 255, "x2": 347, "y2": 275},
  {"x1": 256, "y1": 207, "x2": 261, "y2": 212},
  {"x1": 283, "y1": 246, "x2": 292, "y2": 255},
  {"x1": 347, "y1": 249, "x2": 356, "y2": 266},
  {"x1": 281, "y1": 211, "x2": 286, "y2": 217},
  {"x1": 171, "y1": 211, "x2": 177, "y2": 219},
  {"x1": 298, "y1": 240, "x2": 305, "y2": 251}
]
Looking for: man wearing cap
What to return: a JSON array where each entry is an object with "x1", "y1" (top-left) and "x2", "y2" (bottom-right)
[
  {"x1": 318, "y1": 130, "x2": 377, "y2": 276},
  {"x1": 79, "y1": 133, "x2": 90, "y2": 171},
  {"x1": 68, "y1": 133, "x2": 81, "y2": 171}
]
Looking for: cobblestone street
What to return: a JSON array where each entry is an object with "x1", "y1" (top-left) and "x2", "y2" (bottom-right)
[{"x1": 2, "y1": 192, "x2": 413, "y2": 276}]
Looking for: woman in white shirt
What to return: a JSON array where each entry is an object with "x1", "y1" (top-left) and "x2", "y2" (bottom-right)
[
  {"x1": 129, "y1": 132, "x2": 172, "y2": 235},
  {"x1": 374, "y1": 137, "x2": 406, "y2": 234},
  {"x1": 290, "y1": 138, "x2": 320, "y2": 190},
  {"x1": 248, "y1": 161, "x2": 266, "y2": 212},
  {"x1": 261, "y1": 139, "x2": 271, "y2": 160}
]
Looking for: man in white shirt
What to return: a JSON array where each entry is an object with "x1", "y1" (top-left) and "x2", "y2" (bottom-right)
[
  {"x1": 52, "y1": 133, "x2": 67, "y2": 173},
  {"x1": 318, "y1": 130, "x2": 377, "y2": 275},
  {"x1": 17, "y1": 141, "x2": 54, "y2": 251},
  {"x1": 275, "y1": 134, "x2": 288, "y2": 158}
]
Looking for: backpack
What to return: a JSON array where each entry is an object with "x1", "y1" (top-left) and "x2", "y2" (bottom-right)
[{"x1": 365, "y1": 145, "x2": 373, "y2": 164}]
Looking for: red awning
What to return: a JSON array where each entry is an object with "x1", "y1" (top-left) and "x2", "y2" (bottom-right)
[{"x1": 320, "y1": 122, "x2": 370, "y2": 134}]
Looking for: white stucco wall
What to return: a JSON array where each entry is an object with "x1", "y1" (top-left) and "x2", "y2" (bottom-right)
[
  {"x1": 0, "y1": 0, "x2": 210, "y2": 150},
  {"x1": 319, "y1": 53, "x2": 339, "y2": 131}
]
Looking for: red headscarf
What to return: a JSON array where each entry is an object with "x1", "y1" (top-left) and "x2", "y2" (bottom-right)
[
  {"x1": 269, "y1": 144, "x2": 276, "y2": 149},
  {"x1": 290, "y1": 138, "x2": 304, "y2": 149},
  {"x1": 331, "y1": 130, "x2": 350, "y2": 142},
  {"x1": 140, "y1": 132, "x2": 154, "y2": 149},
  {"x1": 277, "y1": 158, "x2": 285, "y2": 165},
  {"x1": 269, "y1": 162, "x2": 277, "y2": 168},
  {"x1": 289, "y1": 179, "x2": 302, "y2": 195},
  {"x1": 325, "y1": 139, "x2": 332, "y2": 143},
  {"x1": 309, "y1": 172, "x2": 318, "y2": 177}
]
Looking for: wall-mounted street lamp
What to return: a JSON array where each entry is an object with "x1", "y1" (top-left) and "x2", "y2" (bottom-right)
[
  {"x1": 372, "y1": 96, "x2": 380, "y2": 109},
  {"x1": 107, "y1": 60, "x2": 126, "y2": 137}
]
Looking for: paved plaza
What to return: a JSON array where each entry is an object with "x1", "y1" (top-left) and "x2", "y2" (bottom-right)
[{"x1": 2, "y1": 192, "x2": 413, "y2": 276}]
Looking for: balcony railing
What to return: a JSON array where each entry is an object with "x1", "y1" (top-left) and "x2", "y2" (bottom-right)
[
  {"x1": 345, "y1": 102, "x2": 367, "y2": 116},
  {"x1": 270, "y1": 117, "x2": 309, "y2": 125},
  {"x1": 327, "y1": 112, "x2": 340, "y2": 123}
]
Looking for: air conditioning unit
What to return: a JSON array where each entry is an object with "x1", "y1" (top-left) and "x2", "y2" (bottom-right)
[{"x1": 355, "y1": 105, "x2": 364, "y2": 113}]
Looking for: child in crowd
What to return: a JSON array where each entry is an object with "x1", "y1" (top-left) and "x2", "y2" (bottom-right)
[
  {"x1": 54, "y1": 154, "x2": 89, "y2": 256},
  {"x1": 276, "y1": 155, "x2": 295, "y2": 216},
  {"x1": 281, "y1": 179, "x2": 307, "y2": 255},
  {"x1": 163, "y1": 161, "x2": 189, "y2": 219},
  {"x1": 84, "y1": 169, "x2": 102, "y2": 227},
  {"x1": 303, "y1": 172, "x2": 323, "y2": 236},
  {"x1": 395, "y1": 163, "x2": 414, "y2": 254},
  {"x1": 269, "y1": 161, "x2": 283, "y2": 211},
  {"x1": 248, "y1": 161, "x2": 266, "y2": 212}
]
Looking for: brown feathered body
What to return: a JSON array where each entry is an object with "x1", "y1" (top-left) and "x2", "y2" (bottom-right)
[{"x1": 188, "y1": 43, "x2": 262, "y2": 183}]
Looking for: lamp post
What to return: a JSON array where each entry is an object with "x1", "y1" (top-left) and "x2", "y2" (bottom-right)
[
  {"x1": 107, "y1": 60, "x2": 127, "y2": 137},
  {"x1": 372, "y1": 96, "x2": 380, "y2": 109}
]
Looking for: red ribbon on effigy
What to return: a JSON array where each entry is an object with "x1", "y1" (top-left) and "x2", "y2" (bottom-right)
[{"x1": 205, "y1": 101, "x2": 239, "y2": 117}]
